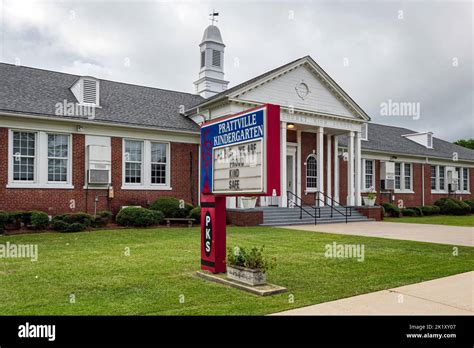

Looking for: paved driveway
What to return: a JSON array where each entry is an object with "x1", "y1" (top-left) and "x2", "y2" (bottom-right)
[
  {"x1": 280, "y1": 221, "x2": 474, "y2": 247},
  {"x1": 273, "y1": 272, "x2": 474, "y2": 315}
]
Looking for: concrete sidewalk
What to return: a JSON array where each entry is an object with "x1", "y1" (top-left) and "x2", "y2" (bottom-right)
[
  {"x1": 273, "y1": 272, "x2": 474, "y2": 315},
  {"x1": 280, "y1": 221, "x2": 474, "y2": 247}
]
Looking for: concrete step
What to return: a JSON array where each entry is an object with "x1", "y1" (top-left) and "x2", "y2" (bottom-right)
[{"x1": 260, "y1": 217, "x2": 374, "y2": 226}]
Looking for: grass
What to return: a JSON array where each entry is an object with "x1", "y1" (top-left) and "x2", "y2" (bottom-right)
[
  {"x1": 384, "y1": 214, "x2": 474, "y2": 227},
  {"x1": 0, "y1": 226, "x2": 472, "y2": 315}
]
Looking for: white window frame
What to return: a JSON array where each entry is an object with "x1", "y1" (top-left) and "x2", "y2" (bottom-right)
[
  {"x1": 7, "y1": 129, "x2": 73, "y2": 189},
  {"x1": 122, "y1": 139, "x2": 171, "y2": 190},
  {"x1": 361, "y1": 123, "x2": 368, "y2": 141},
  {"x1": 361, "y1": 159, "x2": 375, "y2": 192},
  {"x1": 431, "y1": 165, "x2": 447, "y2": 193},
  {"x1": 305, "y1": 154, "x2": 318, "y2": 192},
  {"x1": 47, "y1": 133, "x2": 71, "y2": 184},
  {"x1": 455, "y1": 167, "x2": 470, "y2": 194},
  {"x1": 123, "y1": 139, "x2": 144, "y2": 186},
  {"x1": 394, "y1": 162, "x2": 413, "y2": 193}
]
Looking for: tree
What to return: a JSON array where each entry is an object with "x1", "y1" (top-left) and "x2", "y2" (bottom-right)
[{"x1": 454, "y1": 139, "x2": 474, "y2": 150}]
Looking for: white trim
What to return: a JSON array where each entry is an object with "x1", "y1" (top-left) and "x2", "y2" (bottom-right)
[
  {"x1": 361, "y1": 158, "x2": 376, "y2": 192},
  {"x1": 334, "y1": 136, "x2": 340, "y2": 203},
  {"x1": 317, "y1": 127, "x2": 324, "y2": 205},
  {"x1": 296, "y1": 130, "x2": 302, "y2": 198},
  {"x1": 121, "y1": 138, "x2": 172, "y2": 190},
  {"x1": 347, "y1": 131, "x2": 355, "y2": 205},
  {"x1": 8, "y1": 129, "x2": 73, "y2": 189},
  {"x1": 394, "y1": 162, "x2": 413, "y2": 193},
  {"x1": 326, "y1": 135, "x2": 332, "y2": 204},
  {"x1": 354, "y1": 131, "x2": 361, "y2": 206}
]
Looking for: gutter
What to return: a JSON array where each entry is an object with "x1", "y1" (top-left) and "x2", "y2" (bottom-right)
[{"x1": 0, "y1": 111, "x2": 201, "y2": 136}]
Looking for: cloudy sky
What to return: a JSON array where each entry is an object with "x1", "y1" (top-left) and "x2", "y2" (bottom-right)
[{"x1": 1, "y1": 0, "x2": 472, "y2": 140}]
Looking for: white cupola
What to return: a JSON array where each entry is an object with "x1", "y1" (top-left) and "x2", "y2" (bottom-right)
[{"x1": 193, "y1": 24, "x2": 229, "y2": 98}]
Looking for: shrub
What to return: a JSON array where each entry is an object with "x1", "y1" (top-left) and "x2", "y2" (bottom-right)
[
  {"x1": 0, "y1": 211, "x2": 9, "y2": 231},
  {"x1": 381, "y1": 203, "x2": 400, "y2": 217},
  {"x1": 90, "y1": 211, "x2": 113, "y2": 228},
  {"x1": 52, "y1": 220, "x2": 69, "y2": 232},
  {"x1": 434, "y1": 198, "x2": 470, "y2": 215},
  {"x1": 116, "y1": 207, "x2": 163, "y2": 227},
  {"x1": 406, "y1": 206, "x2": 423, "y2": 217},
  {"x1": 62, "y1": 213, "x2": 92, "y2": 226},
  {"x1": 402, "y1": 208, "x2": 417, "y2": 217},
  {"x1": 150, "y1": 198, "x2": 193, "y2": 218},
  {"x1": 97, "y1": 211, "x2": 113, "y2": 220},
  {"x1": 420, "y1": 205, "x2": 441, "y2": 216},
  {"x1": 66, "y1": 222, "x2": 86, "y2": 233},
  {"x1": 30, "y1": 211, "x2": 50, "y2": 230},
  {"x1": 8, "y1": 211, "x2": 32, "y2": 226},
  {"x1": 227, "y1": 245, "x2": 276, "y2": 273},
  {"x1": 189, "y1": 207, "x2": 201, "y2": 223},
  {"x1": 463, "y1": 199, "x2": 474, "y2": 213}
]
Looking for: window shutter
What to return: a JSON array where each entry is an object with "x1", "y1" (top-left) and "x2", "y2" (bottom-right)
[
  {"x1": 83, "y1": 79, "x2": 97, "y2": 104},
  {"x1": 212, "y1": 50, "x2": 221, "y2": 67}
]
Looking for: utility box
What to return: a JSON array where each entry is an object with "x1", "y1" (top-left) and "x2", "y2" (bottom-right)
[
  {"x1": 380, "y1": 161, "x2": 395, "y2": 190},
  {"x1": 87, "y1": 144, "x2": 111, "y2": 184}
]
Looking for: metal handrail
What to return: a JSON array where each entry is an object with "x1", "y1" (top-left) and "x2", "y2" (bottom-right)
[
  {"x1": 314, "y1": 191, "x2": 352, "y2": 224},
  {"x1": 287, "y1": 191, "x2": 321, "y2": 225}
]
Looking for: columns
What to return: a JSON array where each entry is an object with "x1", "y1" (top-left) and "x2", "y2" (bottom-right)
[
  {"x1": 317, "y1": 127, "x2": 324, "y2": 206},
  {"x1": 354, "y1": 131, "x2": 362, "y2": 206},
  {"x1": 326, "y1": 135, "x2": 332, "y2": 205},
  {"x1": 280, "y1": 122, "x2": 287, "y2": 207},
  {"x1": 347, "y1": 131, "x2": 355, "y2": 206},
  {"x1": 296, "y1": 130, "x2": 302, "y2": 198},
  {"x1": 333, "y1": 136, "x2": 340, "y2": 204}
]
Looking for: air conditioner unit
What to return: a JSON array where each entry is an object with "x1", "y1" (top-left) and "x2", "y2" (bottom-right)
[
  {"x1": 446, "y1": 167, "x2": 459, "y2": 192},
  {"x1": 380, "y1": 161, "x2": 395, "y2": 191},
  {"x1": 381, "y1": 179, "x2": 395, "y2": 190},
  {"x1": 88, "y1": 168, "x2": 110, "y2": 184},
  {"x1": 87, "y1": 145, "x2": 111, "y2": 185}
]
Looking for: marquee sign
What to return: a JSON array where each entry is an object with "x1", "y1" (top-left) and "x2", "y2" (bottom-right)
[
  {"x1": 199, "y1": 104, "x2": 281, "y2": 274},
  {"x1": 200, "y1": 104, "x2": 281, "y2": 196}
]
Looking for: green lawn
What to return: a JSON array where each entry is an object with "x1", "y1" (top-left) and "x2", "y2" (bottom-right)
[
  {"x1": 0, "y1": 226, "x2": 472, "y2": 315},
  {"x1": 384, "y1": 214, "x2": 474, "y2": 227}
]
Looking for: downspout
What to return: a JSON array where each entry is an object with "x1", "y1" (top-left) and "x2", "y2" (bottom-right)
[{"x1": 422, "y1": 157, "x2": 428, "y2": 206}]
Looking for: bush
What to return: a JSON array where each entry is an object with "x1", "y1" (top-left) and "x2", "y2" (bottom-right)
[
  {"x1": 8, "y1": 211, "x2": 32, "y2": 226},
  {"x1": 434, "y1": 198, "x2": 470, "y2": 215},
  {"x1": 150, "y1": 198, "x2": 193, "y2": 218},
  {"x1": 90, "y1": 211, "x2": 113, "y2": 228},
  {"x1": 420, "y1": 205, "x2": 441, "y2": 216},
  {"x1": 226, "y1": 245, "x2": 276, "y2": 273},
  {"x1": 52, "y1": 219, "x2": 69, "y2": 232},
  {"x1": 382, "y1": 203, "x2": 400, "y2": 217},
  {"x1": 0, "y1": 211, "x2": 9, "y2": 231},
  {"x1": 62, "y1": 213, "x2": 92, "y2": 226},
  {"x1": 30, "y1": 211, "x2": 49, "y2": 230},
  {"x1": 97, "y1": 211, "x2": 113, "y2": 220},
  {"x1": 116, "y1": 207, "x2": 164, "y2": 227},
  {"x1": 463, "y1": 199, "x2": 474, "y2": 213},
  {"x1": 66, "y1": 222, "x2": 86, "y2": 233},
  {"x1": 402, "y1": 208, "x2": 417, "y2": 217},
  {"x1": 406, "y1": 206, "x2": 423, "y2": 217},
  {"x1": 189, "y1": 207, "x2": 201, "y2": 223}
]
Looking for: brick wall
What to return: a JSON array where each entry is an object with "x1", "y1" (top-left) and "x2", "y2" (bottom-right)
[{"x1": 0, "y1": 127, "x2": 199, "y2": 215}]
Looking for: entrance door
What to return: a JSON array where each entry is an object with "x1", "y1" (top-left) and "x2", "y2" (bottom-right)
[{"x1": 286, "y1": 153, "x2": 295, "y2": 194}]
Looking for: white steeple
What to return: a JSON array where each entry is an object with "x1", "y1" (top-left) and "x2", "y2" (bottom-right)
[{"x1": 194, "y1": 23, "x2": 229, "y2": 98}]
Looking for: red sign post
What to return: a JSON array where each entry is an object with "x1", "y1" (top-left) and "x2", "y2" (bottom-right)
[{"x1": 200, "y1": 104, "x2": 280, "y2": 273}]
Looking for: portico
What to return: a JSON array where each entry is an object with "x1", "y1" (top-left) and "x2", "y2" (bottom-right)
[{"x1": 188, "y1": 55, "x2": 370, "y2": 209}]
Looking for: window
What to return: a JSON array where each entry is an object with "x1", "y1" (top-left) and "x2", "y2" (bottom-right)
[
  {"x1": 439, "y1": 166, "x2": 445, "y2": 191},
  {"x1": 306, "y1": 155, "x2": 317, "y2": 190},
  {"x1": 151, "y1": 142, "x2": 167, "y2": 184},
  {"x1": 462, "y1": 168, "x2": 469, "y2": 191},
  {"x1": 124, "y1": 140, "x2": 142, "y2": 184},
  {"x1": 200, "y1": 51, "x2": 205, "y2": 68},
  {"x1": 12, "y1": 131, "x2": 36, "y2": 181},
  {"x1": 9, "y1": 130, "x2": 72, "y2": 188},
  {"x1": 122, "y1": 140, "x2": 170, "y2": 189},
  {"x1": 212, "y1": 50, "x2": 221, "y2": 67},
  {"x1": 394, "y1": 162, "x2": 412, "y2": 191},
  {"x1": 47, "y1": 134, "x2": 69, "y2": 182},
  {"x1": 362, "y1": 159, "x2": 375, "y2": 190},
  {"x1": 404, "y1": 163, "x2": 412, "y2": 190},
  {"x1": 430, "y1": 166, "x2": 437, "y2": 190},
  {"x1": 395, "y1": 163, "x2": 401, "y2": 190}
]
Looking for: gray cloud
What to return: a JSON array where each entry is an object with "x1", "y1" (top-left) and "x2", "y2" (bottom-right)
[{"x1": 1, "y1": 0, "x2": 472, "y2": 140}]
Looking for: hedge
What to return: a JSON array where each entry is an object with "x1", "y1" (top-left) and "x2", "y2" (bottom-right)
[
  {"x1": 463, "y1": 199, "x2": 474, "y2": 213},
  {"x1": 189, "y1": 206, "x2": 201, "y2": 223},
  {"x1": 420, "y1": 205, "x2": 441, "y2": 216},
  {"x1": 0, "y1": 211, "x2": 9, "y2": 231},
  {"x1": 434, "y1": 198, "x2": 471, "y2": 215},
  {"x1": 30, "y1": 211, "x2": 50, "y2": 230},
  {"x1": 382, "y1": 203, "x2": 400, "y2": 217},
  {"x1": 150, "y1": 197, "x2": 194, "y2": 218},
  {"x1": 116, "y1": 207, "x2": 164, "y2": 227},
  {"x1": 406, "y1": 206, "x2": 423, "y2": 217},
  {"x1": 401, "y1": 208, "x2": 417, "y2": 217}
]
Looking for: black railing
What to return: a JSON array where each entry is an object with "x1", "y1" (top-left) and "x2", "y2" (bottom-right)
[
  {"x1": 314, "y1": 191, "x2": 352, "y2": 224},
  {"x1": 287, "y1": 191, "x2": 320, "y2": 225}
]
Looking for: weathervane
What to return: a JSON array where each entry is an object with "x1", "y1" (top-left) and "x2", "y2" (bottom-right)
[{"x1": 209, "y1": 9, "x2": 219, "y2": 25}]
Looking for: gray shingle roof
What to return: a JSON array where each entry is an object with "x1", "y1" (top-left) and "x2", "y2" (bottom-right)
[
  {"x1": 338, "y1": 123, "x2": 474, "y2": 162},
  {"x1": 0, "y1": 63, "x2": 203, "y2": 132}
]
